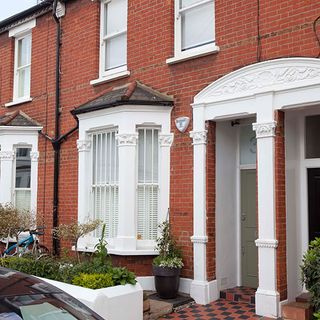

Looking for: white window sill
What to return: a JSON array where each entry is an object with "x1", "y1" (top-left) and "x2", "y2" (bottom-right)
[
  {"x1": 166, "y1": 43, "x2": 220, "y2": 65},
  {"x1": 75, "y1": 245, "x2": 158, "y2": 256},
  {"x1": 90, "y1": 70, "x2": 130, "y2": 86},
  {"x1": 5, "y1": 97, "x2": 33, "y2": 107}
]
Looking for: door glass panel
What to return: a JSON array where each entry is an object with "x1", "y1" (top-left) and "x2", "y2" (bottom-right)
[
  {"x1": 306, "y1": 115, "x2": 320, "y2": 159},
  {"x1": 240, "y1": 125, "x2": 256, "y2": 165}
]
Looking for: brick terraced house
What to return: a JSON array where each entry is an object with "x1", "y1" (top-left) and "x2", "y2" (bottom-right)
[{"x1": 0, "y1": 0, "x2": 320, "y2": 317}]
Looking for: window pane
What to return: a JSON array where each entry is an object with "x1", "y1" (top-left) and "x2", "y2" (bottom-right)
[
  {"x1": 240, "y1": 125, "x2": 256, "y2": 165},
  {"x1": 15, "y1": 148, "x2": 31, "y2": 188},
  {"x1": 18, "y1": 35, "x2": 31, "y2": 67},
  {"x1": 18, "y1": 66, "x2": 30, "y2": 98},
  {"x1": 306, "y1": 115, "x2": 320, "y2": 159},
  {"x1": 91, "y1": 130, "x2": 119, "y2": 238},
  {"x1": 105, "y1": 0, "x2": 127, "y2": 36},
  {"x1": 181, "y1": 2, "x2": 214, "y2": 50},
  {"x1": 105, "y1": 33, "x2": 127, "y2": 70},
  {"x1": 180, "y1": 0, "x2": 203, "y2": 9},
  {"x1": 15, "y1": 190, "x2": 31, "y2": 211}
]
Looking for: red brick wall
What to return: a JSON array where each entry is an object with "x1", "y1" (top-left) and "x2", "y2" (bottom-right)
[
  {"x1": 0, "y1": 0, "x2": 319, "y2": 278},
  {"x1": 206, "y1": 121, "x2": 216, "y2": 281},
  {"x1": 275, "y1": 110, "x2": 287, "y2": 301}
]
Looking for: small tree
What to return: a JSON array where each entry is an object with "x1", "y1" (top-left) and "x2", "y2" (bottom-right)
[{"x1": 53, "y1": 219, "x2": 101, "y2": 262}]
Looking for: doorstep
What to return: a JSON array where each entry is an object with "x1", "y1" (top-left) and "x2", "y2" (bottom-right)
[{"x1": 143, "y1": 291, "x2": 194, "y2": 320}]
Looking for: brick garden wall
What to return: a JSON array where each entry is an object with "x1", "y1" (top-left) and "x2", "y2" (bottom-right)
[{"x1": 0, "y1": 0, "x2": 319, "y2": 280}]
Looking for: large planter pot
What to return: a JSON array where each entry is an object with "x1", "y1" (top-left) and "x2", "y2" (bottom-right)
[{"x1": 152, "y1": 265, "x2": 181, "y2": 299}]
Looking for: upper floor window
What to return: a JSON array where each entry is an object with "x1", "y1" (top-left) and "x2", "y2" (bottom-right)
[
  {"x1": 99, "y1": 0, "x2": 128, "y2": 79},
  {"x1": 14, "y1": 34, "x2": 32, "y2": 100},
  {"x1": 6, "y1": 19, "x2": 35, "y2": 106},
  {"x1": 167, "y1": 0, "x2": 218, "y2": 64}
]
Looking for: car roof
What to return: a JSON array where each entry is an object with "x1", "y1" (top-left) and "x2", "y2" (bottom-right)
[{"x1": 0, "y1": 267, "x2": 63, "y2": 298}]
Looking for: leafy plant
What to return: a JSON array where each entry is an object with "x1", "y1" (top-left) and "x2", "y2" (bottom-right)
[
  {"x1": 108, "y1": 267, "x2": 137, "y2": 285},
  {"x1": 153, "y1": 218, "x2": 183, "y2": 269},
  {"x1": 72, "y1": 273, "x2": 114, "y2": 289},
  {"x1": 94, "y1": 223, "x2": 111, "y2": 266},
  {"x1": 301, "y1": 237, "x2": 320, "y2": 313},
  {"x1": 53, "y1": 219, "x2": 101, "y2": 262}
]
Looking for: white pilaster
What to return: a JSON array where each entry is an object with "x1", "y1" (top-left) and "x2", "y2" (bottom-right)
[
  {"x1": 253, "y1": 97, "x2": 280, "y2": 317},
  {"x1": 0, "y1": 150, "x2": 15, "y2": 204},
  {"x1": 30, "y1": 150, "x2": 39, "y2": 212},
  {"x1": 159, "y1": 133, "x2": 174, "y2": 222},
  {"x1": 115, "y1": 133, "x2": 138, "y2": 251},
  {"x1": 77, "y1": 139, "x2": 91, "y2": 222},
  {"x1": 189, "y1": 107, "x2": 218, "y2": 304}
]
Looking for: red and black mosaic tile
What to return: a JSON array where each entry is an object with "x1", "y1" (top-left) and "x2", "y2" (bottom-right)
[
  {"x1": 161, "y1": 299, "x2": 260, "y2": 320},
  {"x1": 220, "y1": 286, "x2": 256, "y2": 304}
]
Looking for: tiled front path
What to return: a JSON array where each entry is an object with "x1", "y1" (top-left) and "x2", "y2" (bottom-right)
[{"x1": 161, "y1": 299, "x2": 267, "y2": 320}]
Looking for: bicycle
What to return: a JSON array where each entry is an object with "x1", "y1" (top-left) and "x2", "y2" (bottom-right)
[{"x1": 2, "y1": 227, "x2": 50, "y2": 259}]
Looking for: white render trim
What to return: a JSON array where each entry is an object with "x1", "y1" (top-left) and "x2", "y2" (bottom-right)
[
  {"x1": 253, "y1": 122, "x2": 277, "y2": 139},
  {"x1": 166, "y1": 43, "x2": 219, "y2": 65},
  {"x1": 255, "y1": 288, "x2": 280, "y2": 317},
  {"x1": 255, "y1": 239, "x2": 279, "y2": 248},
  {"x1": 190, "y1": 130, "x2": 207, "y2": 145},
  {"x1": 76, "y1": 139, "x2": 91, "y2": 152},
  {"x1": 8, "y1": 19, "x2": 36, "y2": 37},
  {"x1": 191, "y1": 235, "x2": 208, "y2": 243},
  {"x1": 30, "y1": 151, "x2": 39, "y2": 162},
  {"x1": 90, "y1": 70, "x2": 130, "y2": 86},
  {"x1": 4, "y1": 97, "x2": 33, "y2": 107}
]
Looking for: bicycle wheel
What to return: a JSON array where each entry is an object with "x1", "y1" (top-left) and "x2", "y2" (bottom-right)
[{"x1": 35, "y1": 244, "x2": 50, "y2": 259}]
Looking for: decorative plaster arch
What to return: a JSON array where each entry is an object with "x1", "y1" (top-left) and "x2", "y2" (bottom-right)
[{"x1": 194, "y1": 58, "x2": 320, "y2": 106}]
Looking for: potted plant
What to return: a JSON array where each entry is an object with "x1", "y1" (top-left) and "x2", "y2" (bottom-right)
[{"x1": 152, "y1": 218, "x2": 184, "y2": 299}]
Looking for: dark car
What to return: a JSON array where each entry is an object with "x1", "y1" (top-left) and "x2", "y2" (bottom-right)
[{"x1": 0, "y1": 267, "x2": 105, "y2": 320}]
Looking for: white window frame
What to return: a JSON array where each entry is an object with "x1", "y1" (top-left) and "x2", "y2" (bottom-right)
[
  {"x1": 76, "y1": 105, "x2": 173, "y2": 255},
  {"x1": 166, "y1": 0, "x2": 219, "y2": 65},
  {"x1": 90, "y1": 0, "x2": 130, "y2": 85},
  {"x1": 6, "y1": 20, "x2": 36, "y2": 106},
  {"x1": 0, "y1": 126, "x2": 41, "y2": 212}
]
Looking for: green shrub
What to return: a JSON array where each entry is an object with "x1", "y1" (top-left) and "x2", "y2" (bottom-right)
[
  {"x1": 301, "y1": 237, "x2": 320, "y2": 312},
  {"x1": 108, "y1": 267, "x2": 137, "y2": 285},
  {"x1": 72, "y1": 273, "x2": 114, "y2": 289}
]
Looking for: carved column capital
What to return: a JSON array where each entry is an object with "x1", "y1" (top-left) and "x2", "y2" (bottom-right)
[
  {"x1": 159, "y1": 133, "x2": 174, "y2": 147},
  {"x1": 252, "y1": 121, "x2": 277, "y2": 139},
  {"x1": 190, "y1": 130, "x2": 207, "y2": 145},
  {"x1": 116, "y1": 133, "x2": 138, "y2": 146},
  {"x1": 255, "y1": 238, "x2": 278, "y2": 248},
  {"x1": 0, "y1": 151, "x2": 15, "y2": 161},
  {"x1": 77, "y1": 139, "x2": 91, "y2": 152}
]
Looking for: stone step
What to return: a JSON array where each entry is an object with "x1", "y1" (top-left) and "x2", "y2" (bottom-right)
[
  {"x1": 220, "y1": 286, "x2": 255, "y2": 304},
  {"x1": 296, "y1": 292, "x2": 312, "y2": 303},
  {"x1": 282, "y1": 301, "x2": 313, "y2": 320}
]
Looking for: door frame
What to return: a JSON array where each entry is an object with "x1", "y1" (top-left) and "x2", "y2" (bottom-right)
[{"x1": 235, "y1": 122, "x2": 257, "y2": 287}]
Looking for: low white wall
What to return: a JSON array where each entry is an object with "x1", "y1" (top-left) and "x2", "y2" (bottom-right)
[{"x1": 40, "y1": 277, "x2": 143, "y2": 320}]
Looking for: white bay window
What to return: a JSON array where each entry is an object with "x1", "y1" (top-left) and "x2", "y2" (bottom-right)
[
  {"x1": 166, "y1": 0, "x2": 219, "y2": 64},
  {"x1": 76, "y1": 103, "x2": 173, "y2": 255}
]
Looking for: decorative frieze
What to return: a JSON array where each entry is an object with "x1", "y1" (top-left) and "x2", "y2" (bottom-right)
[
  {"x1": 30, "y1": 151, "x2": 39, "y2": 162},
  {"x1": 190, "y1": 130, "x2": 207, "y2": 145},
  {"x1": 116, "y1": 133, "x2": 138, "y2": 146},
  {"x1": 77, "y1": 139, "x2": 91, "y2": 152},
  {"x1": 252, "y1": 121, "x2": 277, "y2": 139},
  {"x1": 159, "y1": 133, "x2": 174, "y2": 147},
  {"x1": 0, "y1": 150, "x2": 15, "y2": 161},
  {"x1": 255, "y1": 239, "x2": 278, "y2": 249},
  {"x1": 191, "y1": 235, "x2": 208, "y2": 244}
]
